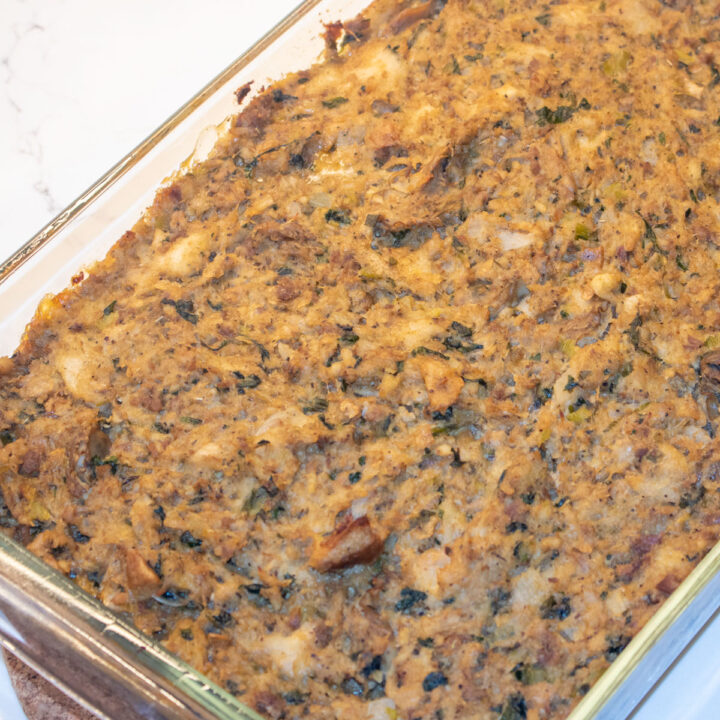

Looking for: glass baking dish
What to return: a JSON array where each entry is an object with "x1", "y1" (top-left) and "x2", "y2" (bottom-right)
[{"x1": 1, "y1": 1, "x2": 720, "y2": 718}]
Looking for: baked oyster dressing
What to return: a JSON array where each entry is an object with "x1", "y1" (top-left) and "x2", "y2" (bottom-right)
[{"x1": 3, "y1": 0, "x2": 720, "y2": 717}]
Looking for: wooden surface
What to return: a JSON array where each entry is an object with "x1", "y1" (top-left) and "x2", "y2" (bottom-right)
[{"x1": 3, "y1": 650, "x2": 95, "y2": 720}]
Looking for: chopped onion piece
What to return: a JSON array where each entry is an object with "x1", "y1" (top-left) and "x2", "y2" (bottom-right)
[
  {"x1": 336, "y1": 125, "x2": 366, "y2": 146},
  {"x1": 463, "y1": 214, "x2": 489, "y2": 241},
  {"x1": 309, "y1": 192, "x2": 332, "y2": 207},
  {"x1": 499, "y1": 230, "x2": 534, "y2": 251}
]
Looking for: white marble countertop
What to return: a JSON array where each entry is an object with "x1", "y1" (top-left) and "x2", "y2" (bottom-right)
[
  {"x1": 0, "y1": 0, "x2": 298, "y2": 260},
  {"x1": 1, "y1": 1, "x2": 720, "y2": 719}
]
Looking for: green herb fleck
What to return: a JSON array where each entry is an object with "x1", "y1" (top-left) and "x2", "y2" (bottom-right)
[
  {"x1": 340, "y1": 331, "x2": 359, "y2": 345},
  {"x1": 536, "y1": 98, "x2": 590, "y2": 126},
  {"x1": 711, "y1": 65, "x2": 720, "y2": 88},
  {"x1": 322, "y1": 96, "x2": 348, "y2": 109},
  {"x1": 412, "y1": 346, "x2": 449, "y2": 360},
  {"x1": 234, "y1": 373, "x2": 262, "y2": 392},
  {"x1": 161, "y1": 298, "x2": 198, "y2": 325},
  {"x1": 539, "y1": 594, "x2": 571, "y2": 620},
  {"x1": 513, "y1": 662, "x2": 549, "y2": 685},
  {"x1": 325, "y1": 208, "x2": 351, "y2": 225},
  {"x1": 637, "y1": 213, "x2": 667, "y2": 256},
  {"x1": 68, "y1": 525, "x2": 91, "y2": 544},
  {"x1": 302, "y1": 397, "x2": 329, "y2": 414},
  {"x1": 574, "y1": 223, "x2": 596, "y2": 241},
  {"x1": 0, "y1": 430, "x2": 15, "y2": 446},
  {"x1": 499, "y1": 693, "x2": 529, "y2": 720},
  {"x1": 395, "y1": 587, "x2": 427, "y2": 614},
  {"x1": 446, "y1": 55, "x2": 461, "y2": 74},
  {"x1": 180, "y1": 530, "x2": 202, "y2": 548}
]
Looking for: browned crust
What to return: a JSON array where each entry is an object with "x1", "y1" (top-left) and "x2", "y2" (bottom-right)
[{"x1": 310, "y1": 515, "x2": 385, "y2": 572}]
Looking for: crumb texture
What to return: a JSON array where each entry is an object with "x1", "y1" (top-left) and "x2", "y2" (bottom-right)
[{"x1": 3, "y1": 1, "x2": 720, "y2": 718}]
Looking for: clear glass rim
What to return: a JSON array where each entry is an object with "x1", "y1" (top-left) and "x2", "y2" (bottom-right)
[
  {"x1": 0, "y1": 532, "x2": 265, "y2": 720},
  {"x1": 0, "y1": 0, "x2": 325, "y2": 286},
  {"x1": 568, "y1": 528, "x2": 720, "y2": 718}
]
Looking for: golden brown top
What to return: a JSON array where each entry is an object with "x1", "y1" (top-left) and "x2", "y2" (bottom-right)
[{"x1": 4, "y1": 1, "x2": 720, "y2": 718}]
